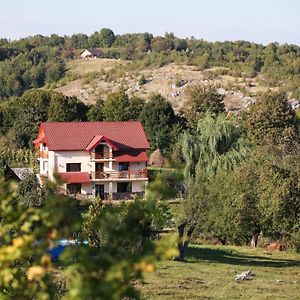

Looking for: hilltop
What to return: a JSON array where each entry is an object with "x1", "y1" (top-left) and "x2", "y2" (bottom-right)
[{"x1": 56, "y1": 58, "x2": 277, "y2": 113}]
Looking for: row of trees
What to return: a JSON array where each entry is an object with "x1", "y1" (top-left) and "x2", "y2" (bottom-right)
[
  {"x1": 176, "y1": 90, "x2": 300, "y2": 259},
  {"x1": 2, "y1": 29, "x2": 300, "y2": 99}
]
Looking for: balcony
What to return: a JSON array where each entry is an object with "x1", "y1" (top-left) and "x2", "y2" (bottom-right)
[
  {"x1": 90, "y1": 152, "x2": 113, "y2": 160},
  {"x1": 91, "y1": 170, "x2": 147, "y2": 180},
  {"x1": 38, "y1": 151, "x2": 48, "y2": 159}
]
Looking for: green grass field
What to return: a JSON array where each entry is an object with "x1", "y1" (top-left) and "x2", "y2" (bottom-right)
[{"x1": 138, "y1": 245, "x2": 300, "y2": 300}]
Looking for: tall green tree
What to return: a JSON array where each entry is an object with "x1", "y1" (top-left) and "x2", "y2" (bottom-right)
[
  {"x1": 87, "y1": 98, "x2": 104, "y2": 121},
  {"x1": 102, "y1": 91, "x2": 144, "y2": 121},
  {"x1": 176, "y1": 114, "x2": 250, "y2": 260},
  {"x1": 139, "y1": 94, "x2": 177, "y2": 154},
  {"x1": 99, "y1": 28, "x2": 116, "y2": 47},
  {"x1": 243, "y1": 91, "x2": 298, "y2": 151},
  {"x1": 182, "y1": 85, "x2": 225, "y2": 128}
]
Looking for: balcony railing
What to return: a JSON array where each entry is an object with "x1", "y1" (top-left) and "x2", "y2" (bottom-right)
[
  {"x1": 39, "y1": 151, "x2": 48, "y2": 159},
  {"x1": 91, "y1": 170, "x2": 147, "y2": 180},
  {"x1": 90, "y1": 152, "x2": 113, "y2": 160}
]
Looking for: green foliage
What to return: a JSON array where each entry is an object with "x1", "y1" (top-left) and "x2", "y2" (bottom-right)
[
  {"x1": 0, "y1": 146, "x2": 36, "y2": 177},
  {"x1": 139, "y1": 94, "x2": 178, "y2": 154},
  {"x1": 0, "y1": 180, "x2": 80, "y2": 299},
  {"x1": 243, "y1": 91, "x2": 298, "y2": 150},
  {"x1": 66, "y1": 197, "x2": 173, "y2": 299},
  {"x1": 99, "y1": 28, "x2": 116, "y2": 47},
  {"x1": 0, "y1": 44, "x2": 65, "y2": 98},
  {"x1": 1, "y1": 90, "x2": 88, "y2": 148},
  {"x1": 87, "y1": 98, "x2": 104, "y2": 121},
  {"x1": 139, "y1": 74, "x2": 146, "y2": 85},
  {"x1": 47, "y1": 95, "x2": 88, "y2": 122},
  {"x1": 102, "y1": 91, "x2": 144, "y2": 121},
  {"x1": 182, "y1": 85, "x2": 225, "y2": 128},
  {"x1": 17, "y1": 173, "x2": 48, "y2": 207},
  {"x1": 151, "y1": 37, "x2": 173, "y2": 52},
  {"x1": 0, "y1": 178, "x2": 176, "y2": 299},
  {"x1": 182, "y1": 114, "x2": 250, "y2": 178}
]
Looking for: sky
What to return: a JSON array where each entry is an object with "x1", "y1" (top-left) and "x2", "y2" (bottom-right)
[{"x1": 1, "y1": 0, "x2": 300, "y2": 45}]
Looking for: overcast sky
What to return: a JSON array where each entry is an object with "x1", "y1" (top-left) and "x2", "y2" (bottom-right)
[{"x1": 1, "y1": 0, "x2": 299, "y2": 45}]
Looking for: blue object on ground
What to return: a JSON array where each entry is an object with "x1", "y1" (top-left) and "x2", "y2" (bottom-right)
[{"x1": 48, "y1": 245, "x2": 66, "y2": 261}]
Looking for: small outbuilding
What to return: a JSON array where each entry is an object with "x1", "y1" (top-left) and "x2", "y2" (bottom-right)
[{"x1": 80, "y1": 48, "x2": 103, "y2": 59}]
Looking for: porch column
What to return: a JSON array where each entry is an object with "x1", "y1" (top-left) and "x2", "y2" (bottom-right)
[
  {"x1": 109, "y1": 182, "x2": 113, "y2": 199},
  {"x1": 109, "y1": 147, "x2": 113, "y2": 170}
]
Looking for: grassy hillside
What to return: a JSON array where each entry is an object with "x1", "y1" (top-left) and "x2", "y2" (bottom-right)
[
  {"x1": 56, "y1": 58, "x2": 274, "y2": 112},
  {"x1": 138, "y1": 244, "x2": 300, "y2": 299}
]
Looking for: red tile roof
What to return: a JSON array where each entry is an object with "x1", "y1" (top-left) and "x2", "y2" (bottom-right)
[
  {"x1": 39, "y1": 121, "x2": 150, "y2": 151},
  {"x1": 59, "y1": 172, "x2": 91, "y2": 183},
  {"x1": 115, "y1": 151, "x2": 148, "y2": 162},
  {"x1": 33, "y1": 136, "x2": 46, "y2": 144},
  {"x1": 86, "y1": 135, "x2": 119, "y2": 151}
]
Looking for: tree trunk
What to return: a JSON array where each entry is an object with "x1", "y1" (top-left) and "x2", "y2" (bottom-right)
[
  {"x1": 175, "y1": 220, "x2": 196, "y2": 261},
  {"x1": 176, "y1": 221, "x2": 187, "y2": 261},
  {"x1": 250, "y1": 231, "x2": 260, "y2": 248}
]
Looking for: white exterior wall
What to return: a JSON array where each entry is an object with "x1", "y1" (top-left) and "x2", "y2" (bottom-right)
[
  {"x1": 55, "y1": 151, "x2": 91, "y2": 173},
  {"x1": 132, "y1": 181, "x2": 145, "y2": 192},
  {"x1": 81, "y1": 183, "x2": 93, "y2": 195},
  {"x1": 48, "y1": 150, "x2": 56, "y2": 181},
  {"x1": 130, "y1": 162, "x2": 146, "y2": 171},
  {"x1": 80, "y1": 49, "x2": 92, "y2": 58}
]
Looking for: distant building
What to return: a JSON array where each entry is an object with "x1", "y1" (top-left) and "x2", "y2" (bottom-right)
[
  {"x1": 80, "y1": 48, "x2": 103, "y2": 59},
  {"x1": 33, "y1": 121, "x2": 150, "y2": 200}
]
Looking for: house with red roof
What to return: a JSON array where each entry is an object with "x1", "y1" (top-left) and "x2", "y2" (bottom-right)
[{"x1": 33, "y1": 121, "x2": 150, "y2": 200}]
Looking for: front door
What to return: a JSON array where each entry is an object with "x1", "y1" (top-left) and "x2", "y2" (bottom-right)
[{"x1": 95, "y1": 184, "x2": 105, "y2": 200}]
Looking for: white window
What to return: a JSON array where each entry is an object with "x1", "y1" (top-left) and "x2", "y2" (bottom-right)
[{"x1": 43, "y1": 143, "x2": 47, "y2": 151}]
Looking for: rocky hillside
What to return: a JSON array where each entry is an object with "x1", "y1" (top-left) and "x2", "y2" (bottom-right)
[{"x1": 56, "y1": 58, "x2": 299, "y2": 112}]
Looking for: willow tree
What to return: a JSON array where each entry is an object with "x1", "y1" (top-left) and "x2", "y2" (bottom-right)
[{"x1": 176, "y1": 113, "x2": 250, "y2": 260}]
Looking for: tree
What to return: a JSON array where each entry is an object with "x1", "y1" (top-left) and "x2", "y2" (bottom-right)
[
  {"x1": 151, "y1": 37, "x2": 173, "y2": 52},
  {"x1": 176, "y1": 114, "x2": 250, "y2": 260},
  {"x1": 17, "y1": 173, "x2": 48, "y2": 207},
  {"x1": 174, "y1": 39, "x2": 188, "y2": 52},
  {"x1": 243, "y1": 91, "x2": 298, "y2": 151},
  {"x1": 139, "y1": 94, "x2": 177, "y2": 154},
  {"x1": 182, "y1": 85, "x2": 225, "y2": 128},
  {"x1": 47, "y1": 94, "x2": 88, "y2": 122},
  {"x1": 0, "y1": 178, "x2": 176, "y2": 299},
  {"x1": 87, "y1": 98, "x2": 104, "y2": 121},
  {"x1": 0, "y1": 180, "x2": 81, "y2": 299},
  {"x1": 102, "y1": 91, "x2": 144, "y2": 121},
  {"x1": 99, "y1": 28, "x2": 116, "y2": 47}
]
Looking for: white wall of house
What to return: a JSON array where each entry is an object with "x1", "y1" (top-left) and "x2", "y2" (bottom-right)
[
  {"x1": 48, "y1": 150, "x2": 56, "y2": 181},
  {"x1": 55, "y1": 151, "x2": 91, "y2": 173},
  {"x1": 80, "y1": 49, "x2": 92, "y2": 58},
  {"x1": 132, "y1": 181, "x2": 146, "y2": 192},
  {"x1": 130, "y1": 161, "x2": 146, "y2": 171},
  {"x1": 82, "y1": 183, "x2": 93, "y2": 195}
]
